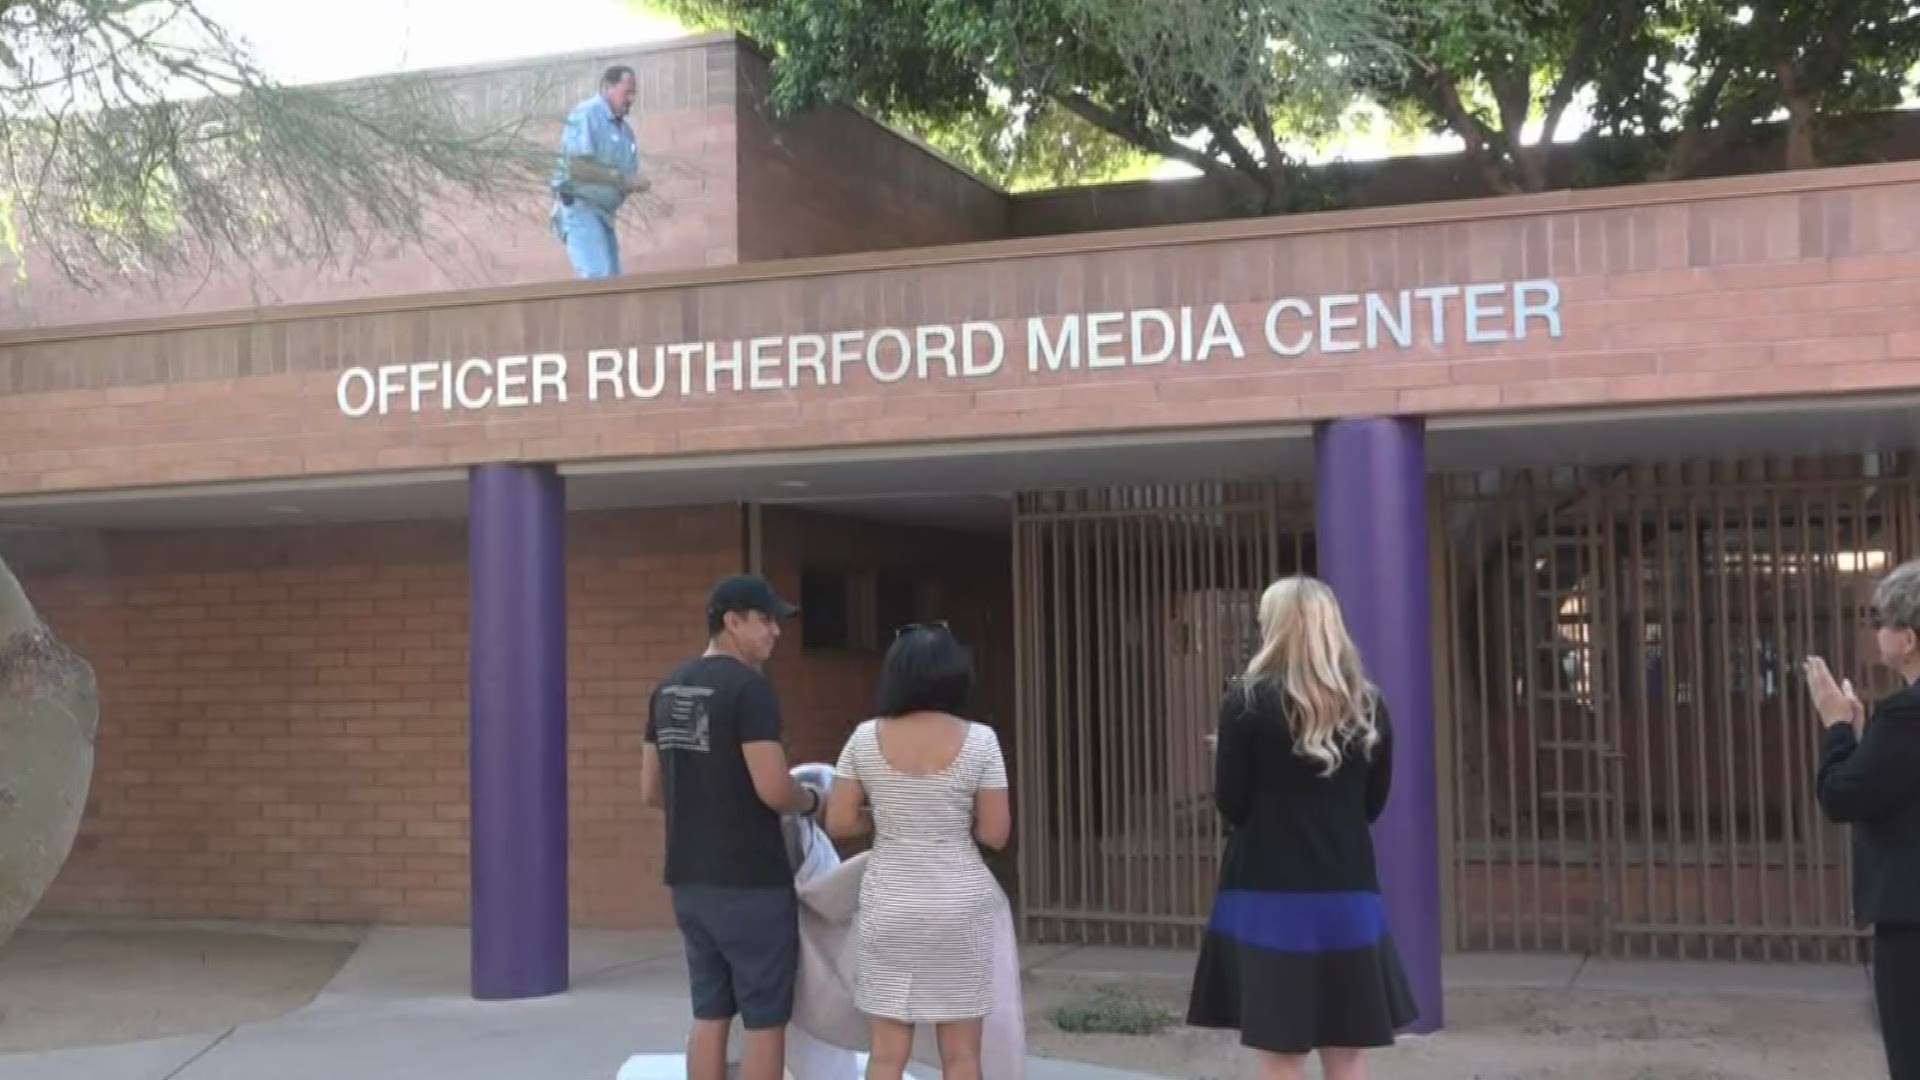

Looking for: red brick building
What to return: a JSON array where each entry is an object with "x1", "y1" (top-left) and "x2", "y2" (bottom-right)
[{"x1": 5, "y1": 32, "x2": 1919, "y2": 1025}]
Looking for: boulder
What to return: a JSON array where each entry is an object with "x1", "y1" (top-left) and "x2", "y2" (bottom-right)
[{"x1": 0, "y1": 558, "x2": 98, "y2": 950}]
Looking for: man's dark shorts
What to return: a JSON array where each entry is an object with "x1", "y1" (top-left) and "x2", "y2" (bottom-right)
[{"x1": 670, "y1": 884, "x2": 798, "y2": 1030}]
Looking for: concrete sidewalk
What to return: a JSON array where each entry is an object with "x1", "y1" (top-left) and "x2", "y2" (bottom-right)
[
  {"x1": 0, "y1": 926, "x2": 1873, "y2": 1079},
  {"x1": 1024, "y1": 943, "x2": 1873, "y2": 1000},
  {"x1": 0, "y1": 927, "x2": 1158, "y2": 1080}
]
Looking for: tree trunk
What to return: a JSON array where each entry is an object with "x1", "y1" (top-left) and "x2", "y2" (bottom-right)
[
  {"x1": 1515, "y1": 144, "x2": 1550, "y2": 193},
  {"x1": 1779, "y1": 61, "x2": 1820, "y2": 171},
  {"x1": 0, "y1": 557, "x2": 98, "y2": 951}
]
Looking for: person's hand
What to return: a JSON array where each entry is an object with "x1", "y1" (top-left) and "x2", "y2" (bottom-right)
[
  {"x1": 625, "y1": 176, "x2": 651, "y2": 194},
  {"x1": 796, "y1": 780, "x2": 826, "y2": 820},
  {"x1": 1805, "y1": 656, "x2": 1864, "y2": 728}
]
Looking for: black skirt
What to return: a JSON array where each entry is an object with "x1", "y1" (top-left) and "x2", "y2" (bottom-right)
[{"x1": 1186, "y1": 888, "x2": 1418, "y2": 1054}]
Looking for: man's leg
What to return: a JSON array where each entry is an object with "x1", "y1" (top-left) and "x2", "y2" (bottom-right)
[
  {"x1": 671, "y1": 887, "x2": 737, "y2": 1080},
  {"x1": 562, "y1": 205, "x2": 616, "y2": 279},
  {"x1": 686, "y1": 1021, "x2": 731, "y2": 1080},
  {"x1": 722, "y1": 887, "x2": 800, "y2": 1080},
  {"x1": 604, "y1": 219, "x2": 622, "y2": 277},
  {"x1": 739, "y1": 1024, "x2": 786, "y2": 1080}
]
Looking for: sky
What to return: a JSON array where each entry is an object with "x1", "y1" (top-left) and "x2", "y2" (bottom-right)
[{"x1": 195, "y1": 0, "x2": 686, "y2": 86}]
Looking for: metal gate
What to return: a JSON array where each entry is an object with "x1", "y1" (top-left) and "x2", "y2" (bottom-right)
[
  {"x1": 1012, "y1": 482, "x2": 1314, "y2": 948},
  {"x1": 1439, "y1": 457, "x2": 1917, "y2": 962}
]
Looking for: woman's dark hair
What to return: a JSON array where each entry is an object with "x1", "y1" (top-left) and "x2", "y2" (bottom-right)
[{"x1": 875, "y1": 624, "x2": 973, "y2": 718}]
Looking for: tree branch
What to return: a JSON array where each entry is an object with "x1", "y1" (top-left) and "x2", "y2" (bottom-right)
[
  {"x1": 1520, "y1": 0, "x2": 1619, "y2": 190},
  {"x1": 0, "y1": 0, "x2": 566, "y2": 288},
  {"x1": 1659, "y1": 63, "x2": 1733, "y2": 181},
  {"x1": 1422, "y1": 69, "x2": 1517, "y2": 195},
  {"x1": 1208, "y1": 121, "x2": 1272, "y2": 200},
  {"x1": 1249, "y1": 99, "x2": 1291, "y2": 211},
  {"x1": 1053, "y1": 90, "x2": 1259, "y2": 196}
]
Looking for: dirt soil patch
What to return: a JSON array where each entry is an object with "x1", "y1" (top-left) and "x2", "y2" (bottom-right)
[
  {"x1": 1024, "y1": 971, "x2": 1884, "y2": 1079},
  {"x1": 0, "y1": 923, "x2": 357, "y2": 1052}
]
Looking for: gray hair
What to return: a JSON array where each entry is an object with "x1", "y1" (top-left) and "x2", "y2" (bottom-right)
[{"x1": 1874, "y1": 559, "x2": 1920, "y2": 630}]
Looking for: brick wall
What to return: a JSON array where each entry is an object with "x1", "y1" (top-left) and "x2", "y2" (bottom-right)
[
  {"x1": 0, "y1": 38, "x2": 744, "y2": 331},
  {"x1": 19, "y1": 502, "x2": 1021, "y2": 929},
  {"x1": 732, "y1": 51, "x2": 1007, "y2": 262},
  {"x1": 564, "y1": 507, "x2": 746, "y2": 927},
  {"x1": 24, "y1": 506, "x2": 747, "y2": 930},
  {"x1": 3, "y1": 165, "x2": 1917, "y2": 496},
  {"x1": 22, "y1": 33, "x2": 1920, "y2": 340},
  {"x1": 24, "y1": 522, "x2": 476, "y2": 925},
  {"x1": 1, "y1": 32, "x2": 1014, "y2": 335},
  {"x1": 758, "y1": 507, "x2": 1015, "y2": 772}
]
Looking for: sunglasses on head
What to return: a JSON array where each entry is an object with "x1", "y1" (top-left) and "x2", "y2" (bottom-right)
[{"x1": 894, "y1": 620, "x2": 951, "y2": 639}]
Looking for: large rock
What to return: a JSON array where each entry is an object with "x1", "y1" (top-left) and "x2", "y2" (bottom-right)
[{"x1": 0, "y1": 558, "x2": 98, "y2": 950}]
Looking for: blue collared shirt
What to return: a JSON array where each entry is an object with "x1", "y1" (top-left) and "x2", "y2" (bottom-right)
[{"x1": 551, "y1": 93, "x2": 638, "y2": 220}]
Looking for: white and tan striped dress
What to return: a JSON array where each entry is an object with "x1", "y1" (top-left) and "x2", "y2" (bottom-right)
[{"x1": 835, "y1": 718, "x2": 1009, "y2": 1023}]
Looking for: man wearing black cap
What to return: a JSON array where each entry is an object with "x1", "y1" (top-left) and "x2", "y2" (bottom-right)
[{"x1": 641, "y1": 573, "x2": 820, "y2": 1080}]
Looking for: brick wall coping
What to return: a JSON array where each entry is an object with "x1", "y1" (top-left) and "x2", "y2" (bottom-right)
[{"x1": 8, "y1": 161, "x2": 1917, "y2": 352}]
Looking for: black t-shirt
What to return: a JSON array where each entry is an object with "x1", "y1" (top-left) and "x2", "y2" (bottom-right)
[{"x1": 644, "y1": 654, "x2": 792, "y2": 890}]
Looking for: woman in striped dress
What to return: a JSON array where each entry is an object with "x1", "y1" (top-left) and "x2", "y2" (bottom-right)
[{"x1": 825, "y1": 623, "x2": 1012, "y2": 1080}]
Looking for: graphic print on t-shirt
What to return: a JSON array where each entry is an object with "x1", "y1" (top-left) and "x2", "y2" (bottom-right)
[{"x1": 653, "y1": 683, "x2": 714, "y2": 754}]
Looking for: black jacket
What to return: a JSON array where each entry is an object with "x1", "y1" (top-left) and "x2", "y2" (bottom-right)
[
  {"x1": 1817, "y1": 680, "x2": 1920, "y2": 928},
  {"x1": 1212, "y1": 678, "x2": 1394, "y2": 895}
]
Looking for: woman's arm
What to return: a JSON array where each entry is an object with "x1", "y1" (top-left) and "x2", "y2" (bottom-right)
[
  {"x1": 974, "y1": 727, "x2": 1012, "y2": 850},
  {"x1": 825, "y1": 775, "x2": 870, "y2": 841},
  {"x1": 1365, "y1": 696, "x2": 1396, "y2": 824},
  {"x1": 826, "y1": 728, "x2": 871, "y2": 841},
  {"x1": 1214, "y1": 684, "x2": 1258, "y2": 828},
  {"x1": 1817, "y1": 691, "x2": 1920, "y2": 824}
]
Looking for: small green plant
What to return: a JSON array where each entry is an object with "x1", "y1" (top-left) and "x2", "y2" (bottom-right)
[{"x1": 1051, "y1": 991, "x2": 1179, "y2": 1036}]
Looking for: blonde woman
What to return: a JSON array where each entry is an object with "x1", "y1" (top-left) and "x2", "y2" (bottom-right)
[{"x1": 1186, "y1": 576, "x2": 1416, "y2": 1080}]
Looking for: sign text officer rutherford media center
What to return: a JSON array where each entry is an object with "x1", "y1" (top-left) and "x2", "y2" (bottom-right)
[{"x1": 334, "y1": 278, "x2": 1564, "y2": 418}]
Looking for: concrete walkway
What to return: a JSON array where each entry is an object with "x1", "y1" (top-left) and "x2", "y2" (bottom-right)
[
  {"x1": 1023, "y1": 942, "x2": 1873, "y2": 1000},
  {"x1": 0, "y1": 927, "x2": 1158, "y2": 1080},
  {"x1": 0, "y1": 926, "x2": 1872, "y2": 1079}
]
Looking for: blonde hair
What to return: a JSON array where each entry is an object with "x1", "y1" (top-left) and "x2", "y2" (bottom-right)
[{"x1": 1242, "y1": 575, "x2": 1380, "y2": 776}]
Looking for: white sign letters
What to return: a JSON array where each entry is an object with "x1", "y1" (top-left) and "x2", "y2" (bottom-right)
[{"x1": 333, "y1": 278, "x2": 1562, "y2": 418}]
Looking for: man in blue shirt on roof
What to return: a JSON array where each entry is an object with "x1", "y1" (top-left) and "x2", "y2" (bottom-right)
[{"x1": 551, "y1": 65, "x2": 648, "y2": 279}]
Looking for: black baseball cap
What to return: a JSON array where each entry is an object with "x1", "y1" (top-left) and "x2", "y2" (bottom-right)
[{"x1": 706, "y1": 573, "x2": 800, "y2": 621}]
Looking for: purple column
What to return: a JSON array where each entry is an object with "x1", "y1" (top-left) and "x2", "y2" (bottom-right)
[
  {"x1": 1314, "y1": 417, "x2": 1444, "y2": 1034},
  {"x1": 468, "y1": 463, "x2": 569, "y2": 1000}
]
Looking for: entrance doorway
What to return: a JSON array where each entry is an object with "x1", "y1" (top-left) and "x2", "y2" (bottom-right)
[
  {"x1": 1000, "y1": 451, "x2": 1913, "y2": 963},
  {"x1": 1439, "y1": 456, "x2": 1916, "y2": 963},
  {"x1": 1010, "y1": 482, "x2": 1315, "y2": 948}
]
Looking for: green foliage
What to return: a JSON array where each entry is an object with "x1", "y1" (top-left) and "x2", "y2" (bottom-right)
[
  {"x1": 653, "y1": 0, "x2": 1920, "y2": 207},
  {"x1": 907, "y1": 99, "x2": 1156, "y2": 191},
  {"x1": 1051, "y1": 990, "x2": 1180, "y2": 1036},
  {"x1": 645, "y1": 0, "x2": 1414, "y2": 208},
  {"x1": 1623, "y1": 0, "x2": 1920, "y2": 177},
  {"x1": 1352, "y1": 0, "x2": 1661, "y2": 192},
  {"x1": 1367, "y1": 0, "x2": 1920, "y2": 190}
]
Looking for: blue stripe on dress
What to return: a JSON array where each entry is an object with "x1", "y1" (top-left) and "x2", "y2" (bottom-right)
[{"x1": 1206, "y1": 889, "x2": 1390, "y2": 954}]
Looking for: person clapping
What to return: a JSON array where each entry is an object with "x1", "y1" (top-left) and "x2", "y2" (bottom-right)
[{"x1": 1810, "y1": 559, "x2": 1920, "y2": 1079}]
